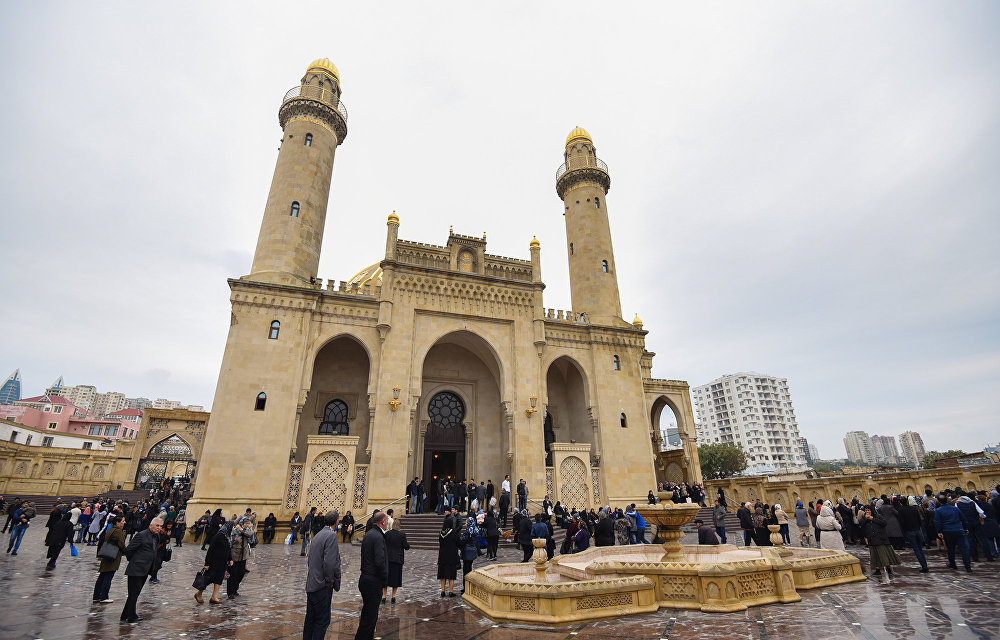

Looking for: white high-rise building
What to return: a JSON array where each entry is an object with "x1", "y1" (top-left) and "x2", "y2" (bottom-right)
[
  {"x1": 899, "y1": 431, "x2": 926, "y2": 466},
  {"x1": 692, "y1": 372, "x2": 806, "y2": 474},
  {"x1": 844, "y1": 430, "x2": 876, "y2": 464},
  {"x1": 870, "y1": 434, "x2": 901, "y2": 463}
]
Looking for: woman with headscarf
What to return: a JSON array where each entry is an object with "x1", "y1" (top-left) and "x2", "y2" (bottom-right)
[
  {"x1": 614, "y1": 510, "x2": 630, "y2": 546},
  {"x1": 483, "y1": 508, "x2": 500, "y2": 560},
  {"x1": 437, "y1": 512, "x2": 460, "y2": 597},
  {"x1": 562, "y1": 516, "x2": 580, "y2": 554},
  {"x1": 877, "y1": 498, "x2": 905, "y2": 550},
  {"x1": 226, "y1": 515, "x2": 253, "y2": 599},
  {"x1": 196, "y1": 521, "x2": 232, "y2": 604},
  {"x1": 173, "y1": 508, "x2": 186, "y2": 547},
  {"x1": 594, "y1": 509, "x2": 615, "y2": 546},
  {"x1": 773, "y1": 504, "x2": 790, "y2": 545},
  {"x1": 460, "y1": 515, "x2": 481, "y2": 594},
  {"x1": 899, "y1": 496, "x2": 928, "y2": 572},
  {"x1": 752, "y1": 504, "x2": 772, "y2": 546},
  {"x1": 44, "y1": 510, "x2": 74, "y2": 570},
  {"x1": 87, "y1": 505, "x2": 108, "y2": 545},
  {"x1": 202, "y1": 508, "x2": 224, "y2": 551},
  {"x1": 93, "y1": 513, "x2": 127, "y2": 603},
  {"x1": 816, "y1": 505, "x2": 845, "y2": 551},
  {"x1": 861, "y1": 504, "x2": 901, "y2": 576}
]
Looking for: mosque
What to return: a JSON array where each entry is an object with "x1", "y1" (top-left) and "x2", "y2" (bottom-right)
[{"x1": 187, "y1": 59, "x2": 700, "y2": 521}]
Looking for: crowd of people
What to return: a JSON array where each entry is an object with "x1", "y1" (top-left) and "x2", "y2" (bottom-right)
[{"x1": 1, "y1": 478, "x2": 997, "y2": 637}]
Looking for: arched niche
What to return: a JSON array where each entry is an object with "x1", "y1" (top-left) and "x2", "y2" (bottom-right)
[
  {"x1": 299, "y1": 335, "x2": 372, "y2": 461},
  {"x1": 544, "y1": 356, "x2": 591, "y2": 459}
]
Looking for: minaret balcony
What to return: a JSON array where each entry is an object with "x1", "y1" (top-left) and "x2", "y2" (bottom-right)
[
  {"x1": 280, "y1": 85, "x2": 349, "y2": 143},
  {"x1": 556, "y1": 155, "x2": 610, "y2": 198}
]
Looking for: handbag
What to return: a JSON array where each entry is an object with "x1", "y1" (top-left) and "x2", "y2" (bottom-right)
[
  {"x1": 70, "y1": 544, "x2": 79, "y2": 557},
  {"x1": 192, "y1": 569, "x2": 208, "y2": 591},
  {"x1": 163, "y1": 546, "x2": 172, "y2": 562},
  {"x1": 97, "y1": 540, "x2": 118, "y2": 561}
]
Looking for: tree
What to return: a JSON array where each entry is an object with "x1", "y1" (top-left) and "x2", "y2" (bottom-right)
[
  {"x1": 698, "y1": 443, "x2": 748, "y2": 480},
  {"x1": 921, "y1": 450, "x2": 966, "y2": 469},
  {"x1": 811, "y1": 461, "x2": 842, "y2": 474}
]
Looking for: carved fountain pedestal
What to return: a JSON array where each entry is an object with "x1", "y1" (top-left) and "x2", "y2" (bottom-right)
[
  {"x1": 532, "y1": 538, "x2": 548, "y2": 581},
  {"x1": 636, "y1": 495, "x2": 701, "y2": 562}
]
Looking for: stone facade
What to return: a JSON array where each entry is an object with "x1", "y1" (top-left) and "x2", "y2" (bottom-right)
[
  {"x1": 0, "y1": 408, "x2": 209, "y2": 497},
  {"x1": 187, "y1": 63, "x2": 700, "y2": 521},
  {"x1": 707, "y1": 464, "x2": 1000, "y2": 507}
]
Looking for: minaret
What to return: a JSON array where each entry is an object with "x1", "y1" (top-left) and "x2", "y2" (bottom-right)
[
  {"x1": 556, "y1": 127, "x2": 622, "y2": 324},
  {"x1": 249, "y1": 58, "x2": 349, "y2": 286}
]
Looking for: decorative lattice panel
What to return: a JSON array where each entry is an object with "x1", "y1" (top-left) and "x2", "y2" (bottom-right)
[
  {"x1": 545, "y1": 467, "x2": 554, "y2": 499},
  {"x1": 661, "y1": 576, "x2": 698, "y2": 601},
  {"x1": 576, "y1": 592, "x2": 633, "y2": 610},
  {"x1": 306, "y1": 451, "x2": 349, "y2": 512},
  {"x1": 591, "y1": 468, "x2": 601, "y2": 505},
  {"x1": 285, "y1": 464, "x2": 303, "y2": 511},
  {"x1": 814, "y1": 565, "x2": 851, "y2": 580},
  {"x1": 42, "y1": 462, "x2": 56, "y2": 477},
  {"x1": 559, "y1": 456, "x2": 588, "y2": 508},
  {"x1": 353, "y1": 465, "x2": 368, "y2": 511},
  {"x1": 66, "y1": 464, "x2": 80, "y2": 478},
  {"x1": 512, "y1": 596, "x2": 536, "y2": 611},
  {"x1": 737, "y1": 572, "x2": 775, "y2": 599}
]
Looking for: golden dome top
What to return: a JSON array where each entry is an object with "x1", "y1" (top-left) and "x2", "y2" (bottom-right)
[
  {"x1": 529, "y1": 236, "x2": 540, "y2": 250},
  {"x1": 348, "y1": 262, "x2": 383, "y2": 290},
  {"x1": 387, "y1": 210, "x2": 399, "y2": 225},
  {"x1": 632, "y1": 314, "x2": 644, "y2": 328},
  {"x1": 307, "y1": 58, "x2": 341, "y2": 83},
  {"x1": 566, "y1": 126, "x2": 592, "y2": 145}
]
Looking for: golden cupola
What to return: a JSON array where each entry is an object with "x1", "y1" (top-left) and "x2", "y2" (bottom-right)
[
  {"x1": 307, "y1": 58, "x2": 341, "y2": 83},
  {"x1": 566, "y1": 126, "x2": 592, "y2": 146}
]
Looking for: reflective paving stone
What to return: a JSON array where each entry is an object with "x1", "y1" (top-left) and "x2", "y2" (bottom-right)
[{"x1": 0, "y1": 529, "x2": 997, "y2": 639}]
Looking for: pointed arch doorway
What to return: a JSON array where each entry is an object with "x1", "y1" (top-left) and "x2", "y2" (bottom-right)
[{"x1": 422, "y1": 391, "x2": 467, "y2": 508}]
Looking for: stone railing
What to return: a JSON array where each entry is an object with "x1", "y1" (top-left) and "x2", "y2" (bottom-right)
[
  {"x1": 316, "y1": 279, "x2": 380, "y2": 298},
  {"x1": 282, "y1": 85, "x2": 348, "y2": 121},
  {"x1": 544, "y1": 308, "x2": 588, "y2": 323}
]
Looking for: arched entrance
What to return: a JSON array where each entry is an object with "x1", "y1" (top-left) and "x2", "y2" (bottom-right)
[
  {"x1": 650, "y1": 396, "x2": 683, "y2": 450},
  {"x1": 422, "y1": 391, "x2": 467, "y2": 507},
  {"x1": 417, "y1": 330, "x2": 504, "y2": 499},
  {"x1": 135, "y1": 434, "x2": 196, "y2": 490}
]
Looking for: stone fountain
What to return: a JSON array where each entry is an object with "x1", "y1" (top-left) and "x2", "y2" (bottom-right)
[{"x1": 463, "y1": 493, "x2": 864, "y2": 624}]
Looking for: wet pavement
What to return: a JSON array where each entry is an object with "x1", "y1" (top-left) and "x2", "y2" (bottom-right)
[{"x1": 1, "y1": 525, "x2": 997, "y2": 640}]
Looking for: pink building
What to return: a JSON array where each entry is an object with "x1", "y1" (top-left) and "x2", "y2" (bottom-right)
[{"x1": 3, "y1": 394, "x2": 137, "y2": 440}]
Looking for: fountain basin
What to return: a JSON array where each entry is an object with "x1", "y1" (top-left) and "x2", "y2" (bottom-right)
[{"x1": 463, "y1": 543, "x2": 864, "y2": 623}]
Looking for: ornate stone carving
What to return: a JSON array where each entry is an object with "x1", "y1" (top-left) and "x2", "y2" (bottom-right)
[
  {"x1": 737, "y1": 572, "x2": 775, "y2": 599},
  {"x1": 575, "y1": 592, "x2": 632, "y2": 610},
  {"x1": 42, "y1": 462, "x2": 56, "y2": 477},
  {"x1": 14, "y1": 461, "x2": 28, "y2": 476},
  {"x1": 814, "y1": 565, "x2": 851, "y2": 580},
  {"x1": 286, "y1": 464, "x2": 303, "y2": 510},
  {"x1": 661, "y1": 576, "x2": 697, "y2": 601},
  {"x1": 559, "y1": 456, "x2": 588, "y2": 507},
  {"x1": 92, "y1": 465, "x2": 106, "y2": 479},
  {"x1": 545, "y1": 467, "x2": 555, "y2": 500},
  {"x1": 306, "y1": 451, "x2": 350, "y2": 511},
  {"x1": 66, "y1": 464, "x2": 80, "y2": 478},
  {"x1": 512, "y1": 596, "x2": 536, "y2": 612},
  {"x1": 591, "y1": 468, "x2": 601, "y2": 505},
  {"x1": 353, "y1": 464, "x2": 368, "y2": 511}
]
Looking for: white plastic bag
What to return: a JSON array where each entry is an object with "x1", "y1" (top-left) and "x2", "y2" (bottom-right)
[{"x1": 284, "y1": 534, "x2": 293, "y2": 545}]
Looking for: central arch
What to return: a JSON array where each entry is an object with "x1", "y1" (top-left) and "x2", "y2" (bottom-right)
[
  {"x1": 544, "y1": 356, "x2": 592, "y2": 461},
  {"x1": 417, "y1": 330, "x2": 504, "y2": 505}
]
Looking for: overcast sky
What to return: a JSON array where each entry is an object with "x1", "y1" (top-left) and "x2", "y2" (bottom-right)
[{"x1": 1, "y1": 3, "x2": 997, "y2": 459}]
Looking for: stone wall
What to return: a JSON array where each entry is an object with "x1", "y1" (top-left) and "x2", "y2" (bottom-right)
[
  {"x1": 0, "y1": 438, "x2": 138, "y2": 496},
  {"x1": 705, "y1": 464, "x2": 1000, "y2": 507}
]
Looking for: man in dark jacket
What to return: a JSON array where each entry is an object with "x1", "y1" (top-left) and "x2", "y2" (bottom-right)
[
  {"x1": 696, "y1": 519, "x2": 720, "y2": 545},
  {"x1": 935, "y1": 496, "x2": 971, "y2": 572},
  {"x1": 355, "y1": 511, "x2": 388, "y2": 640},
  {"x1": 499, "y1": 490, "x2": 511, "y2": 528},
  {"x1": 301, "y1": 507, "x2": 317, "y2": 556},
  {"x1": 737, "y1": 503, "x2": 754, "y2": 546},
  {"x1": 304, "y1": 511, "x2": 341, "y2": 640},
  {"x1": 121, "y1": 517, "x2": 163, "y2": 623},
  {"x1": 956, "y1": 494, "x2": 995, "y2": 562},
  {"x1": 517, "y1": 510, "x2": 533, "y2": 562}
]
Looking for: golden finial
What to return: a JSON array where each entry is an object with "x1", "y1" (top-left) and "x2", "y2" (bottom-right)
[
  {"x1": 529, "y1": 236, "x2": 540, "y2": 250},
  {"x1": 449, "y1": 225, "x2": 454, "y2": 234},
  {"x1": 482, "y1": 232, "x2": 487, "y2": 241},
  {"x1": 632, "y1": 314, "x2": 643, "y2": 328},
  {"x1": 387, "y1": 210, "x2": 399, "y2": 225}
]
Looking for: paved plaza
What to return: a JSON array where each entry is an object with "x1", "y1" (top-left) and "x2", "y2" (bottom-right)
[{"x1": 0, "y1": 526, "x2": 997, "y2": 640}]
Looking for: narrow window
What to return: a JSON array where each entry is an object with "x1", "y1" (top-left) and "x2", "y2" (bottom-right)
[
  {"x1": 269, "y1": 320, "x2": 280, "y2": 339},
  {"x1": 255, "y1": 392, "x2": 267, "y2": 411},
  {"x1": 290, "y1": 201, "x2": 300, "y2": 217},
  {"x1": 305, "y1": 133, "x2": 313, "y2": 146},
  {"x1": 620, "y1": 413, "x2": 627, "y2": 428},
  {"x1": 595, "y1": 196, "x2": 600, "y2": 209},
  {"x1": 83, "y1": 441, "x2": 93, "y2": 449},
  {"x1": 43, "y1": 436, "x2": 53, "y2": 447},
  {"x1": 602, "y1": 260, "x2": 609, "y2": 273},
  {"x1": 569, "y1": 243, "x2": 574, "y2": 255},
  {"x1": 613, "y1": 354, "x2": 621, "y2": 370}
]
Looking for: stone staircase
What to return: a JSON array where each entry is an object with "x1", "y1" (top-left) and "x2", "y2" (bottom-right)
[
  {"x1": 679, "y1": 505, "x2": 742, "y2": 534},
  {"x1": 398, "y1": 513, "x2": 463, "y2": 550}
]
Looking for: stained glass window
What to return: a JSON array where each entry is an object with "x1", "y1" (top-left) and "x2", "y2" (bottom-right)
[{"x1": 428, "y1": 392, "x2": 464, "y2": 429}]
